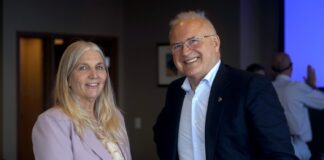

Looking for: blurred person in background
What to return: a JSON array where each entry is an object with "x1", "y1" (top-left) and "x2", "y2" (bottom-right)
[
  {"x1": 246, "y1": 63, "x2": 266, "y2": 75},
  {"x1": 272, "y1": 52, "x2": 324, "y2": 160}
]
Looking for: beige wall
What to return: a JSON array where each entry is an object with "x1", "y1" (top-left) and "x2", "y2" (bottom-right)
[
  {"x1": 0, "y1": 0, "x2": 3, "y2": 158},
  {"x1": 240, "y1": 0, "x2": 282, "y2": 71}
]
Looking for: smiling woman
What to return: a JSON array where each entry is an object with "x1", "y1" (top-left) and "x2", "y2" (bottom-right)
[
  {"x1": 17, "y1": 33, "x2": 119, "y2": 160},
  {"x1": 31, "y1": 41, "x2": 132, "y2": 160},
  {"x1": 68, "y1": 50, "x2": 107, "y2": 110}
]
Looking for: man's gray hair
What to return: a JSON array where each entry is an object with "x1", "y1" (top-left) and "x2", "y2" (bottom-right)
[
  {"x1": 169, "y1": 10, "x2": 217, "y2": 35},
  {"x1": 169, "y1": 10, "x2": 208, "y2": 27}
]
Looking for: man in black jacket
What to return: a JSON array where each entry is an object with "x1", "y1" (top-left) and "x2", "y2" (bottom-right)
[{"x1": 153, "y1": 10, "x2": 297, "y2": 160}]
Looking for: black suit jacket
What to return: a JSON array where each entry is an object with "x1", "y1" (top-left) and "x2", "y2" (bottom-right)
[{"x1": 153, "y1": 63, "x2": 297, "y2": 160}]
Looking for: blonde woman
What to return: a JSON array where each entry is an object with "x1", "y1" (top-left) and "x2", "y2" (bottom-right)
[{"x1": 32, "y1": 41, "x2": 131, "y2": 160}]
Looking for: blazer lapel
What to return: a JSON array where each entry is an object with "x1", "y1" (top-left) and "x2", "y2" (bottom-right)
[
  {"x1": 159, "y1": 78, "x2": 186, "y2": 159},
  {"x1": 119, "y1": 142, "x2": 131, "y2": 160},
  {"x1": 82, "y1": 128, "x2": 111, "y2": 160},
  {"x1": 170, "y1": 81, "x2": 186, "y2": 159},
  {"x1": 205, "y1": 63, "x2": 232, "y2": 160}
]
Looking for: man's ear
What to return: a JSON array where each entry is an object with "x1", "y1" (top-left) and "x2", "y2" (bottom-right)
[{"x1": 212, "y1": 35, "x2": 220, "y2": 49}]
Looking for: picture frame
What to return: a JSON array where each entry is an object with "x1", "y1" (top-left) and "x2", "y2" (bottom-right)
[{"x1": 157, "y1": 44, "x2": 183, "y2": 86}]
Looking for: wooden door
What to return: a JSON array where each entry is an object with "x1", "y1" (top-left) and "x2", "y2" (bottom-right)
[{"x1": 18, "y1": 38, "x2": 44, "y2": 160}]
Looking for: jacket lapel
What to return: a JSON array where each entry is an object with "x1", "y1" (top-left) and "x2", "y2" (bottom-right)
[
  {"x1": 159, "y1": 77, "x2": 186, "y2": 159},
  {"x1": 205, "y1": 63, "x2": 232, "y2": 160},
  {"x1": 82, "y1": 128, "x2": 111, "y2": 160},
  {"x1": 170, "y1": 80, "x2": 186, "y2": 159},
  {"x1": 119, "y1": 142, "x2": 131, "y2": 160}
]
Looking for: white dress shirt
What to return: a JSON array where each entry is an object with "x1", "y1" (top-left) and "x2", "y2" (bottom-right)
[
  {"x1": 178, "y1": 61, "x2": 220, "y2": 160},
  {"x1": 273, "y1": 74, "x2": 324, "y2": 160}
]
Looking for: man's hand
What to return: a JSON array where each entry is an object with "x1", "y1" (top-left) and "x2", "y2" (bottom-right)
[{"x1": 304, "y1": 65, "x2": 316, "y2": 89}]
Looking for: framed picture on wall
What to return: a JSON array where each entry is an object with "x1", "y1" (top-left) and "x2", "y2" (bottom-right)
[{"x1": 157, "y1": 44, "x2": 183, "y2": 86}]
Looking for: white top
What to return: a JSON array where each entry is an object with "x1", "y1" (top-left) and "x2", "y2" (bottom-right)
[
  {"x1": 273, "y1": 74, "x2": 324, "y2": 160},
  {"x1": 273, "y1": 74, "x2": 324, "y2": 141},
  {"x1": 178, "y1": 61, "x2": 220, "y2": 160}
]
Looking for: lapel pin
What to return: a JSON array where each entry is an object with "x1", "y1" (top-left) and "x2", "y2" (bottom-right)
[{"x1": 218, "y1": 97, "x2": 223, "y2": 102}]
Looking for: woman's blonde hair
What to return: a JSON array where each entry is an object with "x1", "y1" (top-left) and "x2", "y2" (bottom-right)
[{"x1": 54, "y1": 40, "x2": 127, "y2": 143}]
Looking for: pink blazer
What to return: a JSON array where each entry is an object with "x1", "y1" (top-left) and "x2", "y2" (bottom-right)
[{"x1": 32, "y1": 107, "x2": 132, "y2": 160}]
